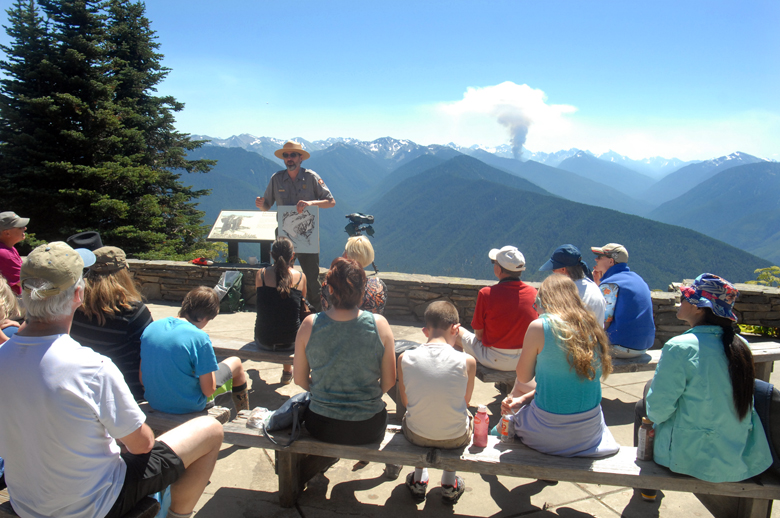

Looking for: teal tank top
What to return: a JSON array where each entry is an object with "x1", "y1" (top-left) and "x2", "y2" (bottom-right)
[
  {"x1": 534, "y1": 315, "x2": 603, "y2": 415},
  {"x1": 306, "y1": 311, "x2": 386, "y2": 420}
]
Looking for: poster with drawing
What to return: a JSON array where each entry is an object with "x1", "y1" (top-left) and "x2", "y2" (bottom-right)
[{"x1": 276, "y1": 205, "x2": 319, "y2": 254}]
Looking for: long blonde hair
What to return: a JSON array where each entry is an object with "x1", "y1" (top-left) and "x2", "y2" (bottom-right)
[
  {"x1": 79, "y1": 268, "x2": 144, "y2": 325},
  {"x1": 536, "y1": 274, "x2": 612, "y2": 380},
  {"x1": 0, "y1": 276, "x2": 22, "y2": 320}
]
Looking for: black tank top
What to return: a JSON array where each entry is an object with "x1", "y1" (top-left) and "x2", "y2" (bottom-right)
[{"x1": 254, "y1": 268, "x2": 303, "y2": 347}]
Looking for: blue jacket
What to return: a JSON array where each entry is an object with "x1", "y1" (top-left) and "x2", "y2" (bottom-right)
[
  {"x1": 601, "y1": 263, "x2": 654, "y2": 350},
  {"x1": 647, "y1": 326, "x2": 772, "y2": 482}
]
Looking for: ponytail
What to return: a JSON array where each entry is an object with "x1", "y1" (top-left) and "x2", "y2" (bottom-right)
[
  {"x1": 271, "y1": 237, "x2": 295, "y2": 299},
  {"x1": 704, "y1": 309, "x2": 755, "y2": 420}
]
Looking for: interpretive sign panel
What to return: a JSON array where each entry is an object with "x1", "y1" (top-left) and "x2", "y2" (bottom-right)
[{"x1": 207, "y1": 210, "x2": 277, "y2": 242}]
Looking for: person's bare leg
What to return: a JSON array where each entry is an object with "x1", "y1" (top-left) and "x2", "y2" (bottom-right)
[
  {"x1": 282, "y1": 363, "x2": 292, "y2": 373},
  {"x1": 221, "y1": 356, "x2": 250, "y2": 410},
  {"x1": 157, "y1": 416, "x2": 223, "y2": 514},
  {"x1": 454, "y1": 328, "x2": 464, "y2": 351},
  {"x1": 221, "y1": 356, "x2": 246, "y2": 385}
]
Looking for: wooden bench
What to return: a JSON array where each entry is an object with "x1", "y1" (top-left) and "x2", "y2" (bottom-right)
[
  {"x1": 212, "y1": 337, "x2": 293, "y2": 364},
  {"x1": 1, "y1": 489, "x2": 159, "y2": 518},
  {"x1": 139, "y1": 402, "x2": 231, "y2": 434},
  {"x1": 220, "y1": 413, "x2": 780, "y2": 516},
  {"x1": 478, "y1": 341, "x2": 780, "y2": 390}
]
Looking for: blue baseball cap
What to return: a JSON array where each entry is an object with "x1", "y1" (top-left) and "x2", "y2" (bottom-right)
[{"x1": 539, "y1": 244, "x2": 583, "y2": 271}]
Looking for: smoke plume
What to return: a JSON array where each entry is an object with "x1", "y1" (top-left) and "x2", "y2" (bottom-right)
[{"x1": 496, "y1": 108, "x2": 532, "y2": 159}]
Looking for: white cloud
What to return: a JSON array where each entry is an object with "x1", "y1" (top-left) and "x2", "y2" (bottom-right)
[{"x1": 434, "y1": 82, "x2": 577, "y2": 156}]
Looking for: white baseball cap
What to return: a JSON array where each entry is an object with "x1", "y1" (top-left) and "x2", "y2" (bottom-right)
[{"x1": 488, "y1": 246, "x2": 526, "y2": 272}]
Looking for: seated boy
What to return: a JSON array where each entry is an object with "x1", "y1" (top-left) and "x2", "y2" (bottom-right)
[
  {"x1": 397, "y1": 301, "x2": 477, "y2": 504},
  {"x1": 140, "y1": 286, "x2": 249, "y2": 414}
]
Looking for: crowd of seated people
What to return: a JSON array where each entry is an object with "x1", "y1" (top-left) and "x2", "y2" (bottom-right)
[{"x1": 0, "y1": 228, "x2": 776, "y2": 512}]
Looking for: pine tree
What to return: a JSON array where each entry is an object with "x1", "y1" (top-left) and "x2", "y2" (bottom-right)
[
  {"x1": 103, "y1": 0, "x2": 215, "y2": 256},
  {"x1": 0, "y1": 0, "x2": 215, "y2": 258}
]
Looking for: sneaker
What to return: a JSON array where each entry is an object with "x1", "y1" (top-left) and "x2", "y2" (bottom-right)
[
  {"x1": 383, "y1": 464, "x2": 402, "y2": 480},
  {"x1": 640, "y1": 489, "x2": 657, "y2": 502},
  {"x1": 405, "y1": 472, "x2": 428, "y2": 502},
  {"x1": 280, "y1": 370, "x2": 293, "y2": 385},
  {"x1": 441, "y1": 475, "x2": 465, "y2": 504}
]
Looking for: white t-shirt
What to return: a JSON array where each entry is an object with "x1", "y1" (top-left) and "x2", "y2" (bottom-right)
[
  {"x1": 0, "y1": 333, "x2": 145, "y2": 518},
  {"x1": 402, "y1": 343, "x2": 470, "y2": 441},
  {"x1": 575, "y1": 278, "x2": 607, "y2": 327}
]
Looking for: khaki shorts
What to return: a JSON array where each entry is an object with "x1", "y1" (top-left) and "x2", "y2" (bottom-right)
[
  {"x1": 402, "y1": 412, "x2": 473, "y2": 449},
  {"x1": 460, "y1": 329, "x2": 522, "y2": 371}
]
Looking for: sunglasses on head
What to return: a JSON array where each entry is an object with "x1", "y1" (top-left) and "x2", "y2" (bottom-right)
[{"x1": 282, "y1": 152, "x2": 300, "y2": 158}]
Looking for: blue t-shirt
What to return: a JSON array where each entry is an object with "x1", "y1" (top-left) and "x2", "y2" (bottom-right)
[{"x1": 140, "y1": 317, "x2": 218, "y2": 414}]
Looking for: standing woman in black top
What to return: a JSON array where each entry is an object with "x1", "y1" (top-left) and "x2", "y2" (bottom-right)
[
  {"x1": 255, "y1": 236, "x2": 307, "y2": 385},
  {"x1": 70, "y1": 247, "x2": 153, "y2": 401}
]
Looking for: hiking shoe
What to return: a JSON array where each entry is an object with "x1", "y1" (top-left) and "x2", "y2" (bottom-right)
[
  {"x1": 280, "y1": 371, "x2": 293, "y2": 385},
  {"x1": 640, "y1": 489, "x2": 657, "y2": 502},
  {"x1": 405, "y1": 472, "x2": 428, "y2": 502},
  {"x1": 441, "y1": 476, "x2": 465, "y2": 504},
  {"x1": 383, "y1": 463, "x2": 402, "y2": 480}
]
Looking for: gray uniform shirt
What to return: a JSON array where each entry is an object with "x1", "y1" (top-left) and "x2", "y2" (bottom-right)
[{"x1": 262, "y1": 168, "x2": 334, "y2": 208}]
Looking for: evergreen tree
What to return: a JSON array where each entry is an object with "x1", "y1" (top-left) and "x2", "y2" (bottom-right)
[{"x1": 0, "y1": 0, "x2": 214, "y2": 258}]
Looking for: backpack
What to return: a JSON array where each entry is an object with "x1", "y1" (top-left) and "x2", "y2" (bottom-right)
[
  {"x1": 754, "y1": 379, "x2": 780, "y2": 473},
  {"x1": 215, "y1": 270, "x2": 244, "y2": 313}
]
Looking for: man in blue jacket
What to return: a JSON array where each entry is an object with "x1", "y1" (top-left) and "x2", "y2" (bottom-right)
[{"x1": 591, "y1": 243, "x2": 655, "y2": 358}]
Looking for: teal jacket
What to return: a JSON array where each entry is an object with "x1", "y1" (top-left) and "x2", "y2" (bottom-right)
[{"x1": 646, "y1": 326, "x2": 771, "y2": 482}]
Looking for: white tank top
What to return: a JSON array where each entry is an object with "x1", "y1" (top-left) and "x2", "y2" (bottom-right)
[{"x1": 402, "y1": 342, "x2": 469, "y2": 440}]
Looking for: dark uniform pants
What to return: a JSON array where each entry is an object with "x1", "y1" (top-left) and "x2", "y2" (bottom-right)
[{"x1": 296, "y1": 253, "x2": 322, "y2": 312}]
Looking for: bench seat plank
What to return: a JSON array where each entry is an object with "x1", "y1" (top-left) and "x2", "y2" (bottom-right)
[
  {"x1": 223, "y1": 415, "x2": 780, "y2": 506},
  {"x1": 140, "y1": 402, "x2": 231, "y2": 433},
  {"x1": 436, "y1": 436, "x2": 780, "y2": 500},
  {"x1": 477, "y1": 341, "x2": 779, "y2": 384},
  {"x1": 212, "y1": 338, "x2": 292, "y2": 364},
  {"x1": 223, "y1": 418, "x2": 432, "y2": 467}
]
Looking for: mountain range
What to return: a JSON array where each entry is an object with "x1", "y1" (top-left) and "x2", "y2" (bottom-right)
[
  {"x1": 178, "y1": 137, "x2": 776, "y2": 286},
  {"x1": 648, "y1": 162, "x2": 780, "y2": 264}
]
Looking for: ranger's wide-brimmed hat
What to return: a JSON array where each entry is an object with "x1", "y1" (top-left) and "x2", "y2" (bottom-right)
[{"x1": 274, "y1": 141, "x2": 310, "y2": 160}]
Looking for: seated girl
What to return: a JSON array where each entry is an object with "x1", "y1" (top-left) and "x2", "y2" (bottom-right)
[
  {"x1": 502, "y1": 274, "x2": 618, "y2": 457},
  {"x1": 635, "y1": 273, "x2": 771, "y2": 500},
  {"x1": 294, "y1": 257, "x2": 396, "y2": 445},
  {"x1": 255, "y1": 236, "x2": 307, "y2": 385},
  {"x1": 70, "y1": 246, "x2": 152, "y2": 401},
  {"x1": 321, "y1": 235, "x2": 387, "y2": 314}
]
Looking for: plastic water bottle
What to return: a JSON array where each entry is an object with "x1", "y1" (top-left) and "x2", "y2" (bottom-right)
[
  {"x1": 473, "y1": 405, "x2": 489, "y2": 447},
  {"x1": 499, "y1": 414, "x2": 515, "y2": 443},
  {"x1": 637, "y1": 418, "x2": 655, "y2": 461}
]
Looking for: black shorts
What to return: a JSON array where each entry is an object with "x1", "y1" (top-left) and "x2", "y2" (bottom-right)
[
  {"x1": 105, "y1": 441, "x2": 185, "y2": 518},
  {"x1": 304, "y1": 407, "x2": 388, "y2": 445}
]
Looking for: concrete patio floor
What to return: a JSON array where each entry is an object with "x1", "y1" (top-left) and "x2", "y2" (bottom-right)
[{"x1": 146, "y1": 302, "x2": 779, "y2": 518}]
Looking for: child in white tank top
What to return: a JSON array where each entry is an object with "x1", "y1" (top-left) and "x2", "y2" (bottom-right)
[{"x1": 397, "y1": 301, "x2": 477, "y2": 505}]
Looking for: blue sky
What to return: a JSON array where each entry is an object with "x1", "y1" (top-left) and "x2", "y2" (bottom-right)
[{"x1": 2, "y1": 0, "x2": 779, "y2": 160}]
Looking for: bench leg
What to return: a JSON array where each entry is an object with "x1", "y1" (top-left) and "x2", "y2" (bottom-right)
[
  {"x1": 387, "y1": 384, "x2": 406, "y2": 417},
  {"x1": 755, "y1": 361, "x2": 773, "y2": 383},
  {"x1": 696, "y1": 494, "x2": 772, "y2": 518},
  {"x1": 736, "y1": 498, "x2": 771, "y2": 518},
  {"x1": 275, "y1": 451, "x2": 338, "y2": 508}
]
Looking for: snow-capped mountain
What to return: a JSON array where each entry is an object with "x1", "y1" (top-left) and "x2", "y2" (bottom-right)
[
  {"x1": 596, "y1": 150, "x2": 699, "y2": 179},
  {"x1": 643, "y1": 151, "x2": 768, "y2": 206}
]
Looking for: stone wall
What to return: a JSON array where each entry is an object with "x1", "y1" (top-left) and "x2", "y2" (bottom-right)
[{"x1": 128, "y1": 260, "x2": 780, "y2": 349}]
